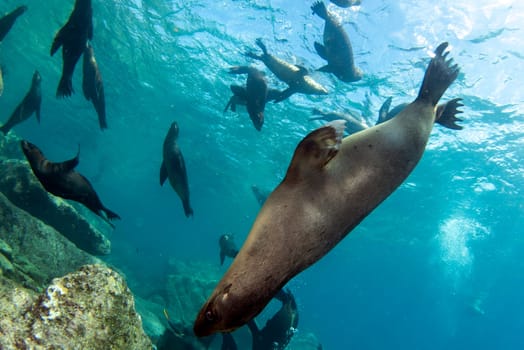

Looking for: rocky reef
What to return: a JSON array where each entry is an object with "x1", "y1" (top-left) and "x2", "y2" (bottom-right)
[{"x1": 0, "y1": 264, "x2": 152, "y2": 349}]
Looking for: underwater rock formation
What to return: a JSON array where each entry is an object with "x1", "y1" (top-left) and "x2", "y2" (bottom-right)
[
  {"x1": 0, "y1": 192, "x2": 99, "y2": 291},
  {"x1": 0, "y1": 132, "x2": 24, "y2": 161},
  {"x1": 0, "y1": 264, "x2": 152, "y2": 349},
  {"x1": 0, "y1": 159, "x2": 111, "y2": 255}
]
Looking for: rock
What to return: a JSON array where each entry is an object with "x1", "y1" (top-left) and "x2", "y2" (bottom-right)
[
  {"x1": 0, "y1": 192, "x2": 99, "y2": 291},
  {"x1": 0, "y1": 159, "x2": 111, "y2": 255},
  {"x1": 0, "y1": 264, "x2": 152, "y2": 349},
  {"x1": 0, "y1": 133, "x2": 24, "y2": 162}
]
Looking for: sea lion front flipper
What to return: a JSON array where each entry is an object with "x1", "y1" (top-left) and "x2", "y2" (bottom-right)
[
  {"x1": 284, "y1": 120, "x2": 346, "y2": 184},
  {"x1": 376, "y1": 96, "x2": 392, "y2": 125},
  {"x1": 295, "y1": 64, "x2": 310, "y2": 76},
  {"x1": 56, "y1": 145, "x2": 80, "y2": 173},
  {"x1": 50, "y1": 28, "x2": 64, "y2": 56},
  {"x1": 159, "y1": 161, "x2": 168, "y2": 186},
  {"x1": 314, "y1": 42, "x2": 328, "y2": 60},
  {"x1": 436, "y1": 98, "x2": 464, "y2": 130}
]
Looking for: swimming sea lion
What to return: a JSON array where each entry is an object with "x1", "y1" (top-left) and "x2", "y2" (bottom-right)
[
  {"x1": 194, "y1": 42, "x2": 460, "y2": 336},
  {"x1": 0, "y1": 5, "x2": 27, "y2": 42},
  {"x1": 251, "y1": 185, "x2": 270, "y2": 206},
  {"x1": 377, "y1": 97, "x2": 464, "y2": 130},
  {"x1": 51, "y1": 0, "x2": 93, "y2": 98},
  {"x1": 224, "y1": 85, "x2": 282, "y2": 113},
  {"x1": 0, "y1": 71, "x2": 41, "y2": 135},
  {"x1": 330, "y1": 0, "x2": 361, "y2": 8},
  {"x1": 245, "y1": 38, "x2": 328, "y2": 101},
  {"x1": 248, "y1": 289, "x2": 299, "y2": 350},
  {"x1": 311, "y1": 1, "x2": 363, "y2": 83},
  {"x1": 82, "y1": 42, "x2": 106, "y2": 130},
  {"x1": 219, "y1": 234, "x2": 239, "y2": 265},
  {"x1": 228, "y1": 66, "x2": 267, "y2": 131},
  {"x1": 20, "y1": 140, "x2": 120, "y2": 226},
  {"x1": 309, "y1": 107, "x2": 368, "y2": 135},
  {"x1": 160, "y1": 121, "x2": 193, "y2": 217}
]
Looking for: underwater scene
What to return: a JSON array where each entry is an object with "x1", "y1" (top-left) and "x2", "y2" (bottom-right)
[{"x1": 0, "y1": 0, "x2": 523, "y2": 348}]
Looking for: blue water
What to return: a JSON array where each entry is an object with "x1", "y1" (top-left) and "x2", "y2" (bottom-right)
[{"x1": 1, "y1": 0, "x2": 523, "y2": 348}]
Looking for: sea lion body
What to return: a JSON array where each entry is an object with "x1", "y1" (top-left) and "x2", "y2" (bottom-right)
[
  {"x1": 194, "y1": 43, "x2": 460, "y2": 336},
  {"x1": 310, "y1": 108, "x2": 368, "y2": 135},
  {"x1": 20, "y1": 140, "x2": 120, "y2": 224},
  {"x1": 219, "y1": 234, "x2": 239, "y2": 265},
  {"x1": 248, "y1": 289, "x2": 299, "y2": 350},
  {"x1": 160, "y1": 122, "x2": 193, "y2": 217},
  {"x1": 312, "y1": 1, "x2": 362, "y2": 83},
  {"x1": 1, "y1": 71, "x2": 41, "y2": 135},
  {"x1": 51, "y1": 0, "x2": 93, "y2": 97},
  {"x1": 228, "y1": 66, "x2": 267, "y2": 131},
  {"x1": 82, "y1": 42, "x2": 106, "y2": 129},
  {"x1": 246, "y1": 39, "x2": 328, "y2": 101},
  {"x1": 0, "y1": 5, "x2": 27, "y2": 42}
]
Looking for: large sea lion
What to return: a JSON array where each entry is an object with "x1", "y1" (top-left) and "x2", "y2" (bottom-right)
[
  {"x1": 228, "y1": 66, "x2": 267, "y2": 131},
  {"x1": 160, "y1": 121, "x2": 193, "y2": 217},
  {"x1": 245, "y1": 38, "x2": 328, "y2": 101},
  {"x1": 0, "y1": 5, "x2": 27, "y2": 42},
  {"x1": 224, "y1": 85, "x2": 282, "y2": 113},
  {"x1": 82, "y1": 42, "x2": 106, "y2": 130},
  {"x1": 312, "y1": 1, "x2": 362, "y2": 83},
  {"x1": 194, "y1": 42, "x2": 460, "y2": 336},
  {"x1": 51, "y1": 0, "x2": 93, "y2": 98},
  {"x1": 0, "y1": 71, "x2": 41, "y2": 135},
  {"x1": 248, "y1": 289, "x2": 299, "y2": 350},
  {"x1": 377, "y1": 96, "x2": 464, "y2": 130},
  {"x1": 20, "y1": 140, "x2": 120, "y2": 226}
]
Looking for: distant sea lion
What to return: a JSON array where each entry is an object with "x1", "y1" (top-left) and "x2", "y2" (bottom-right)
[
  {"x1": 51, "y1": 0, "x2": 93, "y2": 98},
  {"x1": 330, "y1": 0, "x2": 361, "y2": 8},
  {"x1": 0, "y1": 5, "x2": 27, "y2": 42},
  {"x1": 228, "y1": 66, "x2": 267, "y2": 131},
  {"x1": 248, "y1": 289, "x2": 299, "y2": 350},
  {"x1": 377, "y1": 96, "x2": 464, "y2": 130},
  {"x1": 219, "y1": 234, "x2": 239, "y2": 265},
  {"x1": 0, "y1": 71, "x2": 41, "y2": 135},
  {"x1": 251, "y1": 185, "x2": 269, "y2": 206},
  {"x1": 82, "y1": 42, "x2": 107, "y2": 130},
  {"x1": 160, "y1": 121, "x2": 193, "y2": 217},
  {"x1": 20, "y1": 140, "x2": 120, "y2": 226},
  {"x1": 245, "y1": 38, "x2": 328, "y2": 101},
  {"x1": 194, "y1": 42, "x2": 460, "y2": 336},
  {"x1": 311, "y1": 1, "x2": 362, "y2": 82},
  {"x1": 309, "y1": 107, "x2": 368, "y2": 135},
  {"x1": 224, "y1": 85, "x2": 282, "y2": 113}
]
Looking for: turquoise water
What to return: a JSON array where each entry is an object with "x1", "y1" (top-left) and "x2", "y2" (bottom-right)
[{"x1": 1, "y1": 0, "x2": 523, "y2": 348}]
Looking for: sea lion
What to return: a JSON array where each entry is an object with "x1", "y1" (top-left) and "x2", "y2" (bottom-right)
[
  {"x1": 251, "y1": 185, "x2": 270, "y2": 206},
  {"x1": 160, "y1": 121, "x2": 193, "y2": 217},
  {"x1": 194, "y1": 42, "x2": 460, "y2": 336},
  {"x1": 51, "y1": 0, "x2": 93, "y2": 98},
  {"x1": 248, "y1": 289, "x2": 299, "y2": 350},
  {"x1": 311, "y1": 1, "x2": 363, "y2": 83},
  {"x1": 219, "y1": 234, "x2": 239, "y2": 265},
  {"x1": 309, "y1": 107, "x2": 368, "y2": 135},
  {"x1": 82, "y1": 42, "x2": 106, "y2": 130},
  {"x1": 228, "y1": 66, "x2": 267, "y2": 131},
  {"x1": 0, "y1": 5, "x2": 27, "y2": 42},
  {"x1": 0, "y1": 71, "x2": 41, "y2": 135},
  {"x1": 20, "y1": 140, "x2": 120, "y2": 226},
  {"x1": 330, "y1": 0, "x2": 361, "y2": 8},
  {"x1": 224, "y1": 85, "x2": 282, "y2": 113},
  {"x1": 245, "y1": 38, "x2": 328, "y2": 101},
  {"x1": 377, "y1": 96, "x2": 464, "y2": 130}
]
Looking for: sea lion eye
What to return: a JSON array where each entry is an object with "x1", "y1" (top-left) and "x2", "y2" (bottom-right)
[{"x1": 205, "y1": 310, "x2": 214, "y2": 321}]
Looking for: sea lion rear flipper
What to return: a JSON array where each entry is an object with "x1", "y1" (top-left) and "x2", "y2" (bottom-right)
[
  {"x1": 376, "y1": 97, "x2": 392, "y2": 125},
  {"x1": 103, "y1": 206, "x2": 120, "y2": 221},
  {"x1": 159, "y1": 161, "x2": 168, "y2": 186},
  {"x1": 284, "y1": 120, "x2": 346, "y2": 184},
  {"x1": 224, "y1": 96, "x2": 235, "y2": 112},
  {"x1": 436, "y1": 98, "x2": 464, "y2": 130},
  {"x1": 255, "y1": 38, "x2": 268, "y2": 55},
  {"x1": 246, "y1": 319, "x2": 261, "y2": 336},
  {"x1": 314, "y1": 42, "x2": 328, "y2": 60}
]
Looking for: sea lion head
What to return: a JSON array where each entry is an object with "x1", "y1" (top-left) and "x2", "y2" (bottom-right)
[
  {"x1": 168, "y1": 121, "x2": 179, "y2": 139},
  {"x1": 251, "y1": 112, "x2": 264, "y2": 131},
  {"x1": 32, "y1": 70, "x2": 41, "y2": 84},
  {"x1": 194, "y1": 283, "x2": 254, "y2": 337},
  {"x1": 20, "y1": 140, "x2": 44, "y2": 164}
]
